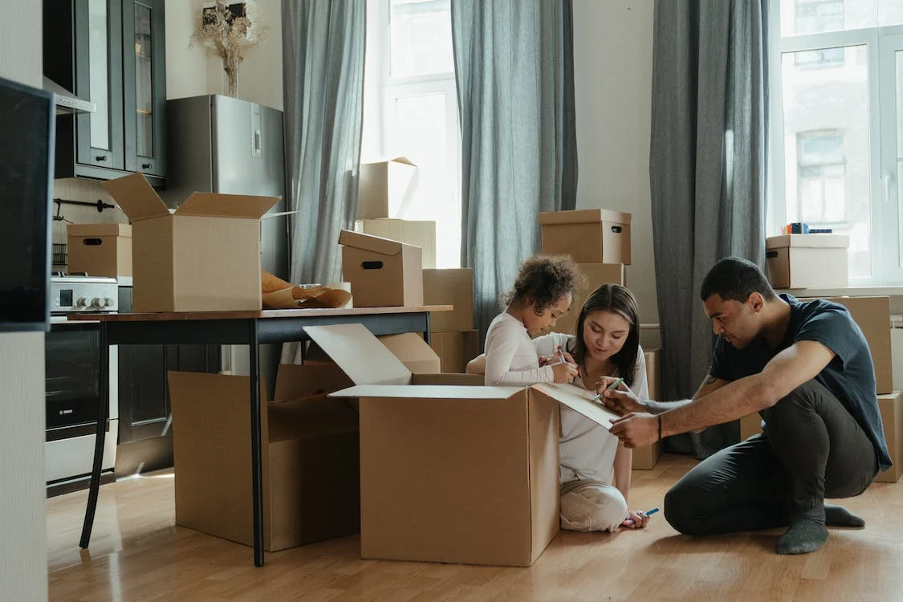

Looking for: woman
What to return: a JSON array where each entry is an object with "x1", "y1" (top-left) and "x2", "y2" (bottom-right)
[{"x1": 468, "y1": 283, "x2": 652, "y2": 532}]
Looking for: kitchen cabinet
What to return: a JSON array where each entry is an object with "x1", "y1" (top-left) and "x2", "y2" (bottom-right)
[
  {"x1": 44, "y1": 0, "x2": 166, "y2": 188},
  {"x1": 115, "y1": 287, "x2": 219, "y2": 476}
]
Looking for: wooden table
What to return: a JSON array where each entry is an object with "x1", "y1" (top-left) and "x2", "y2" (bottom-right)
[{"x1": 71, "y1": 305, "x2": 451, "y2": 567}]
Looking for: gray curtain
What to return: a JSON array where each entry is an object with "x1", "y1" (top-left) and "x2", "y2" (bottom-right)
[
  {"x1": 451, "y1": 0, "x2": 577, "y2": 340},
  {"x1": 649, "y1": 0, "x2": 768, "y2": 458},
  {"x1": 281, "y1": 0, "x2": 366, "y2": 363},
  {"x1": 282, "y1": 0, "x2": 366, "y2": 287}
]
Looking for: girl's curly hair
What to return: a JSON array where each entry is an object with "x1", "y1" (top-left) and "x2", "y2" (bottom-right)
[{"x1": 501, "y1": 254, "x2": 585, "y2": 314}]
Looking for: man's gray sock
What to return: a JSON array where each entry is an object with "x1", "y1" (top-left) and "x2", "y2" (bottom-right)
[
  {"x1": 825, "y1": 504, "x2": 865, "y2": 528},
  {"x1": 776, "y1": 515, "x2": 829, "y2": 555}
]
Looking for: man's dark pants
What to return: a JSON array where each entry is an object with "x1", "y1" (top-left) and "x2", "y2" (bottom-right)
[{"x1": 664, "y1": 380, "x2": 878, "y2": 535}]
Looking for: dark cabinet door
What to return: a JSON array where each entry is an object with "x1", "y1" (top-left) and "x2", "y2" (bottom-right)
[
  {"x1": 122, "y1": 0, "x2": 166, "y2": 179},
  {"x1": 43, "y1": 0, "x2": 165, "y2": 187},
  {"x1": 74, "y1": 0, "x2": 125, "y2": 171},
  {"x1": 117, "y1": 342, "x2": 220, "y2": 476}
]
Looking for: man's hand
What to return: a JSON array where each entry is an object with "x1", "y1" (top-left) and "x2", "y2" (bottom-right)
[
  {"x1": 609, "y1": 413, "x2": 659, "y2": 448},
  {"x1": 596, "y1": 377, "x2": 645, "y2": 415}
]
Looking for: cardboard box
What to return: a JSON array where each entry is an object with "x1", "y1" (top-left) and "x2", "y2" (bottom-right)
[
  {"x1": 67, "y1": 224, "x2": 132, "y2": 277},
  {"x1": 423, "y1": 268, "x2": 474, "y2": 332},
  {"x1": 875, "y1": 391, "x2": 902, "y2": 483},
  {"x1": 553, "y1": 263, "x2": 625, "y2": 336},
  {"x1": 740, "y1": 413, "x2": 763, "y2": 439},
  {"x1": 339, "y1": 230, "x2": 423, "y2": 307},
  {"x1": 766, "y1": 234, "x2": 849, "y2": 289},
  {"x1": 357, "y1": 157, "x2": 417, "y2": 219},
  {"x1": 633, "y1": 348, "x2": 662, "y2": 470},
  {"x1": 360, "y1": 218, "x2": 436, "y2": 269},
  {"x1": 429, "y1": 330, "x2": 480, "y2": 373},
  {"x1": 799, "y1": 296, "x2": 893, "y2": 394},
  {"x1": 168, "y1": 364, "x2": 360, "y2": 551},
  {"x1": 311, "y1": 323, "x2": 620, "y2": 566},
  {"x1": 103, "y1": 173, "x2": 277, "y2": 312},
  {"x1": 539, "y1": 209, "x2": 632, "y2": 265}
]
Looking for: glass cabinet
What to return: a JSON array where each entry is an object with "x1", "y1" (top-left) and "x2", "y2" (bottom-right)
[{"x1": 44, "y1": 0, "x2": 166, "y2": 187}]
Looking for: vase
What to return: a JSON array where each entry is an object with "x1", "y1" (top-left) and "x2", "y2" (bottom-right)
[{"x1": 224, "y1": 55, "x2": 239, "y2": 97}]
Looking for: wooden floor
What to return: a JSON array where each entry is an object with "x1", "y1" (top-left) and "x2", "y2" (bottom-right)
[{"x1": 48, "y1": 455, "x2": 903, "y2": 601}]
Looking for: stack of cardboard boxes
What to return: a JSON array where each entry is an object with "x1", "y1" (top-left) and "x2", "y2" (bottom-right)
[
  {"x1": 338, "y1": 158, "x2": 438, "y2": 308},
  {"x1": 739, "y1": 296, "x2": 901, "y2": 484},
  {"x1": 356, "y1": 157, "x2": 437, "y2": 268},
  {"x1": 423, "y1": 268, "x2": 478, "y2": 372}
]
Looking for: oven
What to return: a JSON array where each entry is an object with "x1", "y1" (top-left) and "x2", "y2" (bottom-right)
[{"x1": 45, "y1": 275, "x2": 119, "y2": 497}]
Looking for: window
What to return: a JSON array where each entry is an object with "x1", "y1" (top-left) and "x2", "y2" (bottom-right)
[
  {"x1": 362, "y1": 0, "x2": 461, "y2": 268},
  {"x1": 796, "y1": 131, "x2": 846, "y2": 223},
  {"x1": 769, "y1": 0, "x2": 903, "y2": 284}
]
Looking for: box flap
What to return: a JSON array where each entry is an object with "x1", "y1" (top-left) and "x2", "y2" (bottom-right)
[
  {"x1": 538, "y1": 208, "x2": 632, "y2": 226},
  {"x1": 766, "y1": 234, "x2": 850, "y2": 249},
  {"x1": 175, "y1": 192, "x2": 278, "y2": 219},
  {"x1": 274, "y1": 363, "x2": 354, "y2": 401},
  {"x1": 102, "y1": 173, "x2": 169, "y2": 222},
  {"x1": 338, "y1": 229, "x2": 411, "y2": 256},
  {"x1": 303, "y1": 324, "x2": 411, "y2": 385},
  {"x1": 330, "y1": 384, "x2": 521, "y2": 399},
  {"x1": 378, "y1": 333, "x2": 441, "y2": 374},
  {"x1": 530, "y1": 383, "x2": 621, "y2": 429},
  {"x1": 67, "y1": 223, "x2": 132, "y2": 238}
]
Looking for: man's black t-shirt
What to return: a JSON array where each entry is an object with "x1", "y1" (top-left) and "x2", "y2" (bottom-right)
[{"x1": 709, "y1": 294, "x2": 891, "y2": 470}]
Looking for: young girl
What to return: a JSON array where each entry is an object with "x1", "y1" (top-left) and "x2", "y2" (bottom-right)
[
  {"x1": 471, "y1": 283, "x2": 652, "y2": 532},
  {"x1": 483, "y1": 255, "x2": 582, "y2": 386}
]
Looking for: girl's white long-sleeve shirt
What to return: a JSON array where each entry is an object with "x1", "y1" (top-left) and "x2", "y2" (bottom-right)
[{"x1": 483, "y1": 312, "x2": 555, "y2": 386}]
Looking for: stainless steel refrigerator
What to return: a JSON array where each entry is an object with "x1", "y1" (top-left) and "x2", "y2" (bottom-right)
[{"x1": 163, "y1": 94, "x2": 288, "y2": 386}]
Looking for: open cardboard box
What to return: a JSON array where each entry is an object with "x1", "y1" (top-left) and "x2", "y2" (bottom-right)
[
  {"x1": 306, "y1": 324, "x2": 621, "y2": 567},
  {"x1": 168, "y1": 363, "x2": 360, "y2": 552},
  {"x1": 103, "y1": 173, "x2": 278, "y2": 312}
]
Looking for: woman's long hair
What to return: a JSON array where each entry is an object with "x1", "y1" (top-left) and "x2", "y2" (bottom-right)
[{"x1": 568, "y1": 284, "x2": 640, "y2": 387}]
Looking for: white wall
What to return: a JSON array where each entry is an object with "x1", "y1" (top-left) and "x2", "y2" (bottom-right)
[
  {"x1": 572, "y1": 0, "x2": 658, "y2": 325},
  {"x1": 165, "y1": 0, "x2": 283, "y2": 110},
  {"x1": 0, "y1": 0, "x2": 49, "y2": 599}
]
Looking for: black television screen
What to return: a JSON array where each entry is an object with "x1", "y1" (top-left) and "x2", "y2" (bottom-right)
[{"x1": 0, "y1": 76, "x2": 54, "y2": 332}]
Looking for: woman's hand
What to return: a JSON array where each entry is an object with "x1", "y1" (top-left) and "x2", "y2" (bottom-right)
[
  {"x1": 596, "y1": 377, "x2": 646, "y2": 415},
  {"x1": 621, "y1": 510, "x2": 651, "y2": 529},
  {"x1": 552, "y1": 361, "x2": 579, "y2": 383}
]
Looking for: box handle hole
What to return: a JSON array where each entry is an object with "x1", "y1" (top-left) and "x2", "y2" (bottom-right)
[
  {"x1": 766, "y1": 251, "x2": 778, "y2": 259},
  {"x1": 610, "y1": 225, "x2": 622, "y2": 234},
  {"x1": 82, "y1": 238, "x2": 103, "y2": 246},
  {"x1": 362, "y1": 261, "x2": 384, "y2": 270}
]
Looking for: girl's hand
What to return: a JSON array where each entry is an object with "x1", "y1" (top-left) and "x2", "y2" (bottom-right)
[
  {"x1": 621, "y1": 510, "x2": 651, "y2": 529},
  {"x1": 552, "y1": 361, "x2": 579, "y2": 383},
  {"x1": 596, "y1": 377, "x2": 645, "y2": 415}
]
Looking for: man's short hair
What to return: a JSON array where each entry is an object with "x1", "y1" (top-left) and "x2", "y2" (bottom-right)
[{"x1": 700, "y1": 257, "x2": 777, "y2": 303}]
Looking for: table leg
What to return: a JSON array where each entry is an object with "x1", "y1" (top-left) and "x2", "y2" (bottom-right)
[
  {"x1": 80, "y1": 322, "x2": 110, "y2": 549},
  {"x1": 249, "y1": 320, "x2": 264, "y2": 566}
]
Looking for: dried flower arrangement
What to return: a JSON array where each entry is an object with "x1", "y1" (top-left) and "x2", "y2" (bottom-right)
[{"x1": 191, "y1": 1, "x2": 269, "y2": 97}]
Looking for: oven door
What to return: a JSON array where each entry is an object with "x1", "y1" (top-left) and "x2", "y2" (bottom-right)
[{"x1": 45, "y1": 319, "x2": 103, "y2": 431}]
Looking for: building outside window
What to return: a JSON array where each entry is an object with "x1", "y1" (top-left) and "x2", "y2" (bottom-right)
[{"x1": 769, "y1": 0, "x2": 903, "y2": 284}]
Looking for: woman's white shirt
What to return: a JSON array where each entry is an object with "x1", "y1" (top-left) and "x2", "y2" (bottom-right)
[{"x1": 532, "y1": 333, "x2": 648, "y2": 485}]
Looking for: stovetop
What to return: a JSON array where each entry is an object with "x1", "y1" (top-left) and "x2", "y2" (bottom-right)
[{"x1": 50, "y1": 272, "x2": 119, "y2": 314}]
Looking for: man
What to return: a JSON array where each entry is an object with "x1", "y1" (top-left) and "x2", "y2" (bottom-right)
[{"x1": 602, "y1": 257, "x2": 890, "y2": 555}]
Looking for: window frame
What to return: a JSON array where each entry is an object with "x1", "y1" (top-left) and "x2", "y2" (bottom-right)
[
  {"x1": 363, "y1": 0, "x2": 462, "y2": 267},
  {"x1": 767, "y1": 0, "x2": 903, "y2": 285}
]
